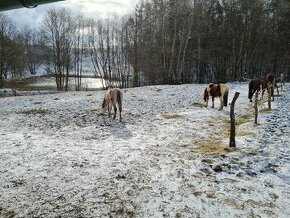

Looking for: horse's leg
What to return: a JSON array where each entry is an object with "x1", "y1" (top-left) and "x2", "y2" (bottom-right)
[
  {"x1": 212, "y1": 97, "x2": 214, "y2": 108},
  {"x1": 113, "y1": 104, "x2": 117, "y2": 119},
  {"x1": 249, "y1": 89, "x2": 253, "y2": 102},
  {"x1": 250, "y1": 89, "x2": 255, "y2": 102},
  {"x1": 261, "y1": 89, "x2": 265, "y2": 100},
  {"x1": 118, "y1": 103, "x2": 122, "y2": 121},
  {"x1": 250, "y1": 90, "x2": 255, "y2": 102},
  {"x1": 119, "y1": 107, "x2": 122, "y2": 121},
  {"x1": 219, "y1": 96, "x2": 223, "y2": 110},
  {"x1": 248, "y1": 84, "x2": 253, "y2": 102},
  {"x1": 108, "y1": 104, "x2": 112, "y2": 118}
]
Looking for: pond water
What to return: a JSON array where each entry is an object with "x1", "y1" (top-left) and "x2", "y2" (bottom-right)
[{"x1": 28, "y1": 77, "x2": 104, "y2": 90}]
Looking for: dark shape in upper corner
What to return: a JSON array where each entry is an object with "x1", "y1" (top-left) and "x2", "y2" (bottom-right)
[{"x1": 0, "y1": 0, "x2": 64, "y2": 11}]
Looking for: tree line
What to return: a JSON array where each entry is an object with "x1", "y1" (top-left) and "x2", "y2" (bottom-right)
[{"x1": 0, "y1": 0, "x2": 289, "y2": 90}]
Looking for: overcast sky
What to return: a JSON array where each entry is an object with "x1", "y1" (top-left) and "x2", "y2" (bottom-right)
[{"x1": 4, "y1": 0, "x2": 140, "y2": 28}]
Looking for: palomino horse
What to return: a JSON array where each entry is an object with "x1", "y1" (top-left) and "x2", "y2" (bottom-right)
[
  {"x1": 102, "y1": 88, "x2": 123, "y2": 121},
  {"x1": 203, "y1": 83, "x2": 229, "y2": 110},
  {"x1": 248, "y1": 79, "x2": 267, "y2": 102},
  {"x1": 266, "y1": 73, "x2": 275, "y2": 101}
]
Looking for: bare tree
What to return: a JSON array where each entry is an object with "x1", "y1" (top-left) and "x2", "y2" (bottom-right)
[
  {"x1": 88, "y1": 17, "x2": 131, "y2": 89},
  {"x1": 3, "y1": 0, "x2": 290, "y2": 89},
  {"x1": 9, "y1": 33, "x2": 28, "y2": 79},
  {"x1": 41, "y1": 8, "x2": 75, "y2": 91},
  {"x1": 0, "y1": 14, "x2": 17, "y2": 88},
  {"x1": 72, "y1": 14, "x2": 87, "y2": 91},
  {"x1": 20, "y1": 26, "x2": 42, "y2": 76}
]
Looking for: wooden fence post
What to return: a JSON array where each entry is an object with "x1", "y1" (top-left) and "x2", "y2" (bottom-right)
[
  {"x1": 275, "y1": 78, "x2": 279, "y2": 96},
  {"x1": 280, "y1": 73, "x2": 284, "y2": 91},
  {"x1": 229, "y1": 92, "x2": 240, "y2": 148},
  {"x1": 268, "y1": 86, "x2": 271, "y2": 109},
  {"x1": 254, "y1": 91, "x2": 259, "y2": 124}
]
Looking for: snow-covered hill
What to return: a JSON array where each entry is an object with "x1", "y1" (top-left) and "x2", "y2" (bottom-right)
[{"x1": 0, "y1": 82, "x2": 289, "y2": 217}]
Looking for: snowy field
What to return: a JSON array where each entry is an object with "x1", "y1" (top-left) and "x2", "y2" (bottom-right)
[{"x1": 0, "y1": 82, "x2": 289, "y2": 217}]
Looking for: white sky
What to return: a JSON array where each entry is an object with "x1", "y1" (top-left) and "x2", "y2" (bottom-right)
[{"x1": 4, "y1": 0, "x2": 140, "y2": 28}]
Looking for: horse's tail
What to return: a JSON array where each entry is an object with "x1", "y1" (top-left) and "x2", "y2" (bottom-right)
[
  {"x1": 248, "y1": 81, "x2": 253, "y2": 100},
  {"x1": 223, "y1": 88, "x2": 229, "y2": 106},
  {"x1": 117, "y1": 89, "x2": 122, "y2": 112},
  {"x1": 203, "y1": 88, "x2": 208, "y2": 102}
]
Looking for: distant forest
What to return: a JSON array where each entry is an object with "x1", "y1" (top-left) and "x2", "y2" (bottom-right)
[{"x1": 0, "y1": 0, "x2": 289, "y2": 90}]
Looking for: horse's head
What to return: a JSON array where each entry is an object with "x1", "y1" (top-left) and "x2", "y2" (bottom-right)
[
  {"x1": 207, "y1": 83, "x2": 221, "y2": 97},
  {"x1": 204, "y1": 83, "x2": 215, "y2": 101},
  {"x1": 205, "y1": 83, "x2": 213, "y2": 94},
  {"x1": 208, "y1": 83, "x2": 214, "y2": 89}
]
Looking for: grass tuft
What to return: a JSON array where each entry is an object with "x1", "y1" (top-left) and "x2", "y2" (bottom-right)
[
  {"x1": 90, "y1": 108, "x2": 99, "y2": 112},
  {"x1": 20, "y1": 109, "x2": 49, "y2": 115},
  {"x1": 224, "y1": 129, "x2": 256, "y2": 137},
  {"x1": 161, "y1": 114, "x2": 184, "y2": 119},
  {"x1": 223, "y1": 197, "x2": 275, "y2": 210},
  {"x1": 179, "y1": 140, "x2": 237, "y2": 155},
  {"x1": 191, "y1": 102, "x2": 205, "y2": 108},
  {"x1": 197, "y1": 141, "x2": 237, "y2": 155},
  {"x1": 259, "y1": 108, "x2": 272, "y2": 113},
  {"x1": 236, "y1": 113, "x2": 252, "y2": 125}
]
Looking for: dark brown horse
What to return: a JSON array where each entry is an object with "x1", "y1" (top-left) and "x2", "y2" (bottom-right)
[
  {"x1": 248, "y1": 79, "x2": 267, "y2": 102},
  {"x1": 203, "y1": 83, "x2": 229, "y2": 110},
  {"x1": 266, "y1": 73, "x2": 275, "y2": 101}
]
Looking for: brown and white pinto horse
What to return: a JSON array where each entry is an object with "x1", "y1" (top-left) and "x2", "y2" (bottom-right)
[
  {"x1": 102, "y1": 88, "x2": 123, "y2": 121},
  {"x1": 266, "y1": 73, "x2": 275, "y2": 101},
  {"x1": 248, "y1": 79, "x2": 267, "y2": 102},
  {"x1": 203, "y1": 83, "x2": 229, "y2": 110}
]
